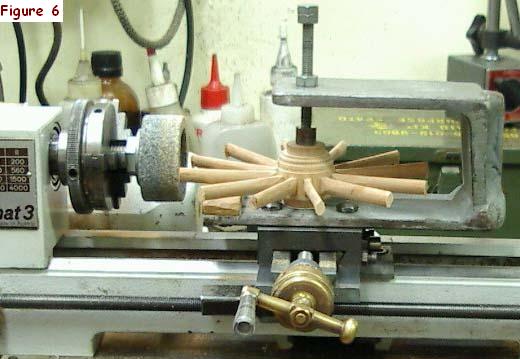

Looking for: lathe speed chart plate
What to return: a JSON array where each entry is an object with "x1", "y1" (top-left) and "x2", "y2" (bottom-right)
[{"x1": 0, "y1": 139, "x2": 38, "y2": 229}]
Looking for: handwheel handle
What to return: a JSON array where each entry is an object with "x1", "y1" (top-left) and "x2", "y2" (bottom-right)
[{"x1": 233, "y1": 286, "x2": 358, "y2": 344}]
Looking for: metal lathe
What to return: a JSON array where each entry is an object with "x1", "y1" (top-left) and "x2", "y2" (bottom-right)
[{"x1": 0, "y1": 4, "x2": 518, "y2": 357}]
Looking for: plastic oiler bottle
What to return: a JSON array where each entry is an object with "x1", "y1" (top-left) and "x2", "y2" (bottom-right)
[
  {"x1": 146, "y1": 49, "x2": 182, "y2": 115},
  {"x1": 210, "y1": 73, "x2": 277, "y2": 159},
  {"x1": 260, "y1": 20, "x2": 299, "y2": 151},
  {"x1": 192, "y1": 54, "x2": 229, "y2": 156},
  {"x1": 65, "y1": 8, "x2": 101, "y2": 100}
]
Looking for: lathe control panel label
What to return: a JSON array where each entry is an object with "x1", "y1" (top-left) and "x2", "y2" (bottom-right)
[{"x1": 0, "y1": 140, "x2": 38, "y2": 228}]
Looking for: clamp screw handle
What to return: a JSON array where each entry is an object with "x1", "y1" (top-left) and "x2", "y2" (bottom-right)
[
  {"x1": 233, "y1": 286, "x2": 358, "y2": 344},
  {"x1": 233, "y1": 286, "x2": 258, "y2": 336}
]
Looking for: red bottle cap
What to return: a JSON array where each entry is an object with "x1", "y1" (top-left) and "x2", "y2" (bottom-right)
[{"x1": 201, "y1": 54, "x2": 229, "y2": 109}]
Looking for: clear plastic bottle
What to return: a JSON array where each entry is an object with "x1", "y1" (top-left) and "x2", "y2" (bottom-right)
[
  {"x1": 270, "y1": 20, "x2": 298, "y2": 85},
  {"x1": 67, "y1": 58, "x2": 102, "y2": 100},
  {"x1": 204, "y1": 73, "x2": 277, "y2": 159},
  {"x1": 65, "y1": 8, "x2": 101, "y2": 101},
  {"x1": 91, "y1": 50, "x2": 141, "y2": 135},
  {"x1": 192, "y1": 54, "x2": 230, "y2": 156},
  {"x1": 260, "y1": 20, "x2": 300, "y2": 151}
]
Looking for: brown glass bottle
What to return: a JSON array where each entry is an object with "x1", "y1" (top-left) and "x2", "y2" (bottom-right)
[{"x1": 91, "y1": 51, "x2": 141, "y2": 134}]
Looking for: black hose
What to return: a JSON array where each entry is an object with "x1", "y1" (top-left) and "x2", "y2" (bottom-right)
[
  {"x1": 111, "y1": 0, "x2": 185, "y2": 50},
  {"x1": 35, "y1": 22, "x2": 62, "y2": 106},
  {"x1": 0, "y1": 63, "x2": 5, "y2": 102},
  {"x1": 179, "y1": 0, "x2": 193, "y2": 107},
  {"x1": 111, "y1": 0, "x2": 193, "y2": 106},
  {"x1": 12, "y1": 23, "x2": 26, "y2": 103}
]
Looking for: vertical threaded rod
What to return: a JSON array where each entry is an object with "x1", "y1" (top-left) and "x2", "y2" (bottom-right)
[
  {"x1": 302, "y1": 24, "x2": 314, "y2": 77},
  {"x1": 296, "y1": 5, "x2": 318, "y2": 146},
  {"x1": 301, "y1": 107, "x2": 312, "y2": 128}
]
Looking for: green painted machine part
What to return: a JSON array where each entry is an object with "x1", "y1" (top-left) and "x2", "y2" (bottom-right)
[{"x1": 316, "y1": 108, "x2": 519, "y2": 238}]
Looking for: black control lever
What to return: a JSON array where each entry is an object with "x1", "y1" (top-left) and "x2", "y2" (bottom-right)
[
  {"x1": 467, "y1": 15, "x2": 487, "y2": 56},
  {"x1": 466, "y1": 13, "x2": 520, "y2": 56}
]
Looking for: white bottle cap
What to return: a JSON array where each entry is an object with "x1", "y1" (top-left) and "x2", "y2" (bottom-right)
[
  {"x1": 221, "y1": 73, "x2": 254, "y2": 125},
  {"x1": 279, "y1": 18, "x2": 288, "y2": 39},
  {"x1": 146, "y1": 52, "x2": 180, "y2": 109}
]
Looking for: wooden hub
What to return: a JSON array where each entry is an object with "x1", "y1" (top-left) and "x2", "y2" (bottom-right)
[{"x1": 278, "y1": 141, "x2": 334, "y2": 208}]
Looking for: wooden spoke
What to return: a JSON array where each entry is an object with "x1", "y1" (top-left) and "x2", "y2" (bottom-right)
[
  {"x1": 335, "y1": 162, "x2": 428, "y2": 180},
  {"x1": 202, "y1": 196, "x2": 242, "y2": 216},
  {"x1": 332, "y1": 173, "x2": 427, "y2": 194},
  {"x1": 199, "y1": 176, "x2": 284, "y2": 200},
  {"x1": 303, "y1": 178, "x2": 325, "y2": 215},
  {"x1": 249, "y1": 177, "x2": 297, "y2": 209},
  {"x1": 321, "y1": 177, "x2": 393, "y2": 208},
  {"x1": 328, "y1": 140, "x2": 347, "y2": 161},
  {"x1": 335, "y1": 150, "x2": 400, "y2": 169},
  {"x1": 179, "y1": 168, "x2": 277, "y2": 184},
  {"x1": 225, "y1": 143, "x2": 277, "y2": 166},
  {"x1": 191, "y1": 153, "x2": 274, "y2": 170}
]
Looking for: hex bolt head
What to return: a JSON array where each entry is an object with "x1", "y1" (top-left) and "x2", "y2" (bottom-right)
[
  {"x1": 296, "y1": 75, "x2": 318, "y2": 87},
  {"x1": 336, "y1": 201, "x2": 359, "y2": 214},
  {"x1": 298, "y1": 5, "x2": 319, "y2": 24},
  {"x1": 262, "y1": 201, "x2": 284, "y2": 211}
]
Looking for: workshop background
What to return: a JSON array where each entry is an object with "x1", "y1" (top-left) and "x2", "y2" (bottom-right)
[{"x1": 0, "y1": 0, "x2": 505, "y2": 114}]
